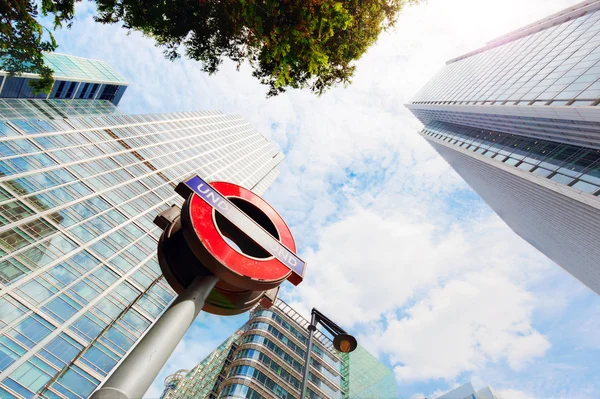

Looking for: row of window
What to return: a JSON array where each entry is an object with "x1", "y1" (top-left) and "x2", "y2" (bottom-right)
[
  {"x1": 0, "y1": 99, "x2": 120, "y2": 121},
  {"x1": 411, "y1": 108, "x2": 600, "y2": 149},
  {"x1": 235, "y1": 349, "x2": 340, "y2": 398},
  {"x1": 412, "y1": 98, "x2": 599, "y2": 106},
  {"x1": 226, "y1": 365, "x2": 296, "y2": 399},
  {"x1": 0, "y1": 255, "x2": 169, "y2": 367},
  {"x1": 0, "y1": 143, "x2": 276, "y2": 287},
  {"x1": 235, "y1": 349, "x2": 306, "y2": 394},
  {"x1": 0, "y1": 76, "x2": 126, "y2": 106},
  {"x1": 0, "y1": 115, "x2": 268, "y2": 233},
  {"x1": 1, "y1": 199, "x2": 153, "y2": 282},
  {"x1": 225, "y1": 364, "x2": 324, "y2": 399},
  {"x1": 423, "y1": 121, "x2": 600, "y2": 195},
  {"x1": 242, "y1": 332, "x2": 341, "y2": 397},
  {"x1": 245, "y1": 323, "x2": 328, "y2": 371},
  {"x1": 0, "y1": 119, "x2": 276, "y2": 212},
  {"x1": 219, "y1": 383, "x2": 265, "y2": 399},
  {"x1": 253, "y1": 310, "x2": 340, "y2": 370},
  {"x1": 240, "y1": 329, "x2": 340, "y2": 386},
  {"x1": 0, "y1": 121, "x2": 251, "y2": 179},
  {"x1": 414, "y1": 8, "x2": 600, "y2": 104}
]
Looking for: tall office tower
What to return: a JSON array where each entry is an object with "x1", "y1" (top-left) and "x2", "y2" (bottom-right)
[
  {"x1": 406, "y1": 0, "x2": 600, "y2": 294},
  {"x1": 436, "y1": 382, "x2": 500, "y2": 399},
  {"x1": 0, "y1": 107, "x2": 284, "y2": 398},
  {"x1": 160, "y1": 300, "x2": 397, "y2": 399},
  {"x1": 1, "y1": 53, "x2": 128, "y2": 105}
]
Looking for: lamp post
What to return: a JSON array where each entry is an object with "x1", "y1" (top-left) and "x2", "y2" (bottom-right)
[{"x1": 299, "y1": 308, "x2": 357, "y2": 399}]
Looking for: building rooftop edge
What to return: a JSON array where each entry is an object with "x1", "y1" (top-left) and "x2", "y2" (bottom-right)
[
  {"x1": 0, "y1": 70, "x2": 130, "y2": 86},
  {"x1": 446, "y1": 0, "x2": 600, "y2": 65}
]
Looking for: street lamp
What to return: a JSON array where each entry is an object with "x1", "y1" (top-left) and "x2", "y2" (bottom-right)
[{"x1": 300, "y1": 308, "x2": 357, "y2": 399}]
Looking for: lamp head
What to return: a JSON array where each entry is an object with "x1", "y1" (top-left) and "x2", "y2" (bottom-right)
[{"x1": 333, "y1": 334, "x2": 357, "y2": 353}]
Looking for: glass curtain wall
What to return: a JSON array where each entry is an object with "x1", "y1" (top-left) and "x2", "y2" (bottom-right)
[{"x1": 0, "y1": 110, "x2": 283, "y2": 398}]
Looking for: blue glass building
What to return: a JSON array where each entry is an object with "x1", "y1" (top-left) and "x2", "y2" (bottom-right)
[
  {"x1": 0, "y1": 53, "x2": 128, "y2": 105},
  {"x1": 406, "y1": 0, "x2": 600, "y2": 295}
]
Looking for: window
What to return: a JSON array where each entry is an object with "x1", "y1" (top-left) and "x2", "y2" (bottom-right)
[
  {"x1": 0, "y1": 298, "x2": 27, "y2": 329},
  {"x1": 8, "y1": 314, "x2": 54, "y2": 348},
  {"x1": 220, "y1": 384, "x2": 266, "y2": 399},
  {"x1": 0, "y1": 258, "x2": 30, "y2": 284},
  {"x1": 99, "y1": 85, "x2": 118, "y2": 101},
  {"x1": 51, "y1": 365, "x2": 99, "y2": 399},
  {"x1": 18, "y1": 279, "x2": 57, "y2": 305},
  {"x1": 88, "y1": 84, "x2": 100, "y2": 99},
  {"x1": 571, "y1": 179, "x2": 599, "y2": 193},
  {"x1": 64, "y1": 82, "x2": 77, "y2": 98},
  {"x1": 53, "y1": 81, "x2": 66, "y2": 98},
  {"x1": 77, "y1": 83, "x2": 90, "y2": 99},
  {"x1": 9, "y1": 357, "x2": 56, "y2": 393},
  {"x1": 99, "y1": 325, "x2": 134, "y2": 354},
  {"x1": 80, "y1": 342, "x2": 119, "y2": 375},
  {"x1": 70, "y1": 313, "x2": 106, "y2": 341},
  {"x1": 43, "y1": 295, "x2": 81, "y2": 322},
  {"x1": 39, "y1": 335, "x2": 83, "y2": 368},
  {"x1": 0, "y1": 336, "x2": 26, "y2": 371}
]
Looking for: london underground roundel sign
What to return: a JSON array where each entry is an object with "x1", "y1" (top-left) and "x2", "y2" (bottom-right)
[
  {"x1": 178, "y1": 176, "x2": 305, "y2": 290},
  {"x1": 154, "y1": 175, "x2": 305, "y2": 315}
]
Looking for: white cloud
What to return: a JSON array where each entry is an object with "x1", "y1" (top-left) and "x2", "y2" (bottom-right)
[
  {"x1": 284, "y1": 200, "x2": 553, "y2": 381},
  {"x1": 285, "y1": 199, "x2": 553, "y2": 319},
  {"x1": 382, "y1": 272, "x2": 550, "y2": 381}
]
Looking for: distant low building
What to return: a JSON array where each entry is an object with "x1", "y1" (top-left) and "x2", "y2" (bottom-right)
[{"x1": 437, "y1": 382, "x2": 500, "y2": 399}]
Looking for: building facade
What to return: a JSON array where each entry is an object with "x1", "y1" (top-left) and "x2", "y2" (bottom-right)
[
  {"x1": 0, "y1": 99, "x2": 123, "y2": 121},
  {"x1": 406, "y1": 0, "x2": 600, "y2": 294},
  {"x1": 0, "y1": 105, "x2": 284, "y2": 398},
  {"x1": 436, "y1": 382, "x2": 499, "y2": 399},
  {"x1": 1, "y1": 53, "x2": 128, "y2": 105},
  {"x1": 161, "y1": 300, "x2": 397, "y2": 399}
]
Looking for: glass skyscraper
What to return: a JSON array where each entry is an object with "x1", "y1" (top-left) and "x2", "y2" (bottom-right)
[
  {"x1": 1, "y1": 53, "x2": 128, "y2": 105},
  {"x1": 160, "y1": 300, "x2": 397, "y2": 399},
  {"x1": 0, "y1": 55, "x2": 284, "y2": 397},
  {"x1": 406, "y1": 1, "x2": 600, "y2": 294}
]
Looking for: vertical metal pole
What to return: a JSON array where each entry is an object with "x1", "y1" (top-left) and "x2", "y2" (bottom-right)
[
  {"x1": 90, "y1": 276, "x2": 219, "y2": 399},
  {"x1": 300, "y1": 312, "x2": 317, "y2": 399}
]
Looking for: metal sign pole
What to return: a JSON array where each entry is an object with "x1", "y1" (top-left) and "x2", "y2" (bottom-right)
[
  {"x1": 90, "y1": 276, "x2": 219, "y2": 399},
  {"x1": 91, "y1": 176, "x2": 305, "y2": 398},
  {"x1": 299, "y1": 313, "x2": 317, "y2": 399}
]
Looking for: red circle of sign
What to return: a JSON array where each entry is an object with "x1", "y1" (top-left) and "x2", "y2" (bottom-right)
[{"x1": 182, "y1": 181, "x2": 296, "y2": 290}]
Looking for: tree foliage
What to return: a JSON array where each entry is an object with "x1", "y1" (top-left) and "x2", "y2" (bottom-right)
[
  {"x1": 0, "y1": 0, "x2": 77, "y2": 93},
  {"x1": 95, "y1": 0, "x2": 417, "y2": 96},
  {"x1": 1, "y1": 0, "x2": 416, "y2": 96}
]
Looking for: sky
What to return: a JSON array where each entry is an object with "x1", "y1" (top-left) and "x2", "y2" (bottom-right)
[{"x1": 45, "y1": 0, "x2": 600, "y2": 397}]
